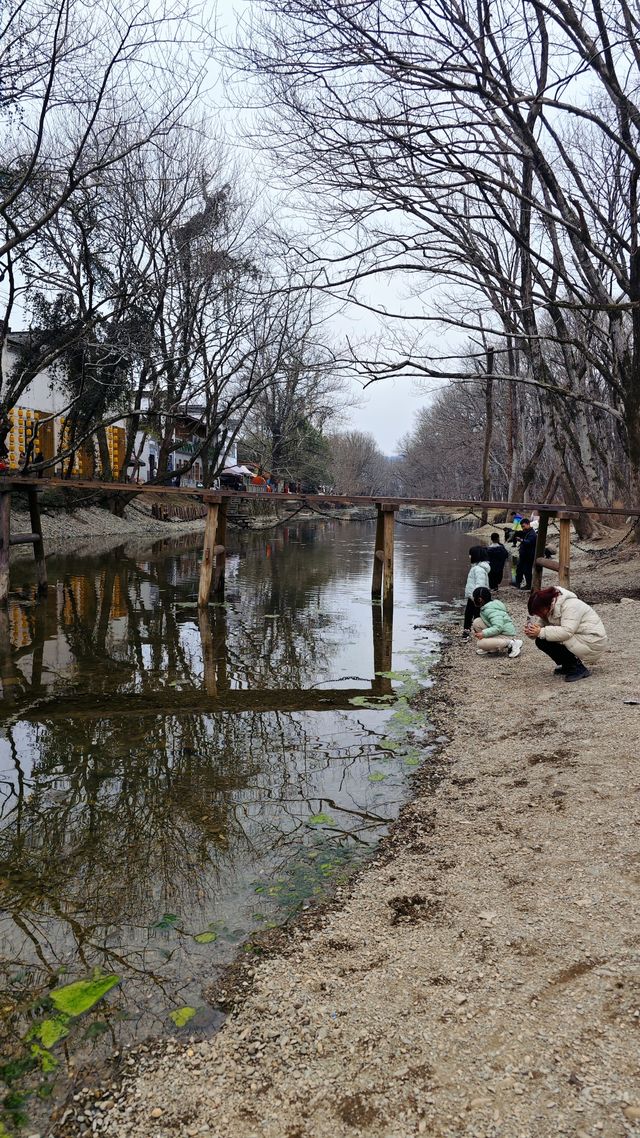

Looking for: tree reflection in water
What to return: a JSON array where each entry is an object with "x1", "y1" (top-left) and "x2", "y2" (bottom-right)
[{"x1": 0, "y1": 523, "x2": 409, "y2": 1105}]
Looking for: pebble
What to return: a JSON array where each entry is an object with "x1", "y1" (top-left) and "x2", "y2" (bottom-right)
[
  {"x1": 150, "y1": 1107, "x2": 164, "y2": 1118},
  {"x1": 623, "y1": 1105, "x2": 640, "y2": 1121}
]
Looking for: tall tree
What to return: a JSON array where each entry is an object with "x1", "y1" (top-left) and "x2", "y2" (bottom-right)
[{"x1": 234, "y1": 0, "x2": 640, "y2": 501}]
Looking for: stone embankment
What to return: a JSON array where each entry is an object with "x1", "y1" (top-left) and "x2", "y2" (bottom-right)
[{"x1": 9, "y1": 500, "x2": 206, "y2": 555}]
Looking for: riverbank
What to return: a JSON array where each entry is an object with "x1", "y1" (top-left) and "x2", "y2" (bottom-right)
[
  {"x1": 9, "y1": 500, "x2": 206, "y2": 555},
  {"x1": 60, "y1": 546, "x2": 640, "y2": 1138}
]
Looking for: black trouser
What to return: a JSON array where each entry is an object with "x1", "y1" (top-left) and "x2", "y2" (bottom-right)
[
  {"x1": 488, "y1": 569, "x2": 503, "y2": 590},
  {"x1": 515, "y1": 556, "x2": 533, "y2": 588},
  {"x1": 535, "y1": 637, "x2": 582, "y2": 671},
  {"x1": 463, "y1": 598, "x2": 479, "y2": 631}
]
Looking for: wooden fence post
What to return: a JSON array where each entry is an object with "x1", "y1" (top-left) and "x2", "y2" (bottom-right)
[
  {"x1": 0, "y1": 487, "x2": 11, "y2": 605},
  {"x1": 531, "y1": 510, "x2": 551, "y2": 591},
  {"x1": 558, "y1": 513, "x2": 572, "y2": 587},
  {"x1": 371, "y1": 505, "x2": 385, "y2": 600},
  {"x1": 198, "y1": 494, "x2": 221, "y2": 607},
  {"x1": 372, "y1": 600, "x2": 393, "y2": 696},
  {"x1": 213, "y1": 499, "x2": 227, "y2": 596},
  {"x1": 382, "y1": 505, "x2": 396, "y2": 606},
  {"x1": 198, "y1": 608, "x2": 217, "y2": 697},
  {"x1": 28, "y1": 487, "x2": 48, "y2": 595}
]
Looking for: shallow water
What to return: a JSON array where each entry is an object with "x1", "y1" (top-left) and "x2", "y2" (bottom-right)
[{"x1": 0, "y1": 518, "x2": 472, "y2": 1118}]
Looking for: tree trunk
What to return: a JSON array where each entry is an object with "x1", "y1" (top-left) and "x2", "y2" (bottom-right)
[
  {"x1": 480, "y1": 349, "x2": 494, "y2": 524},
  {"x1": 96, "y1": 425, "x2": 112, "y2": 481}
]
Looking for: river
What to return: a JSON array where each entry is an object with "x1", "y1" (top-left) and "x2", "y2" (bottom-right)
[{"x1": 0, "y1": 517, "x2": 473, "y2": 1126}]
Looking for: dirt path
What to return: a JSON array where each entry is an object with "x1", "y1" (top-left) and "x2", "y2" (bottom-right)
[{"x1": 65, "y1": 557, "x2": 640, "y2": 1138}]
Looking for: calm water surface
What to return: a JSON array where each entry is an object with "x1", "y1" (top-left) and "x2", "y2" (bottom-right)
[{"x1": 0, "y1": 519, "x2": 472, "y2": 1109}]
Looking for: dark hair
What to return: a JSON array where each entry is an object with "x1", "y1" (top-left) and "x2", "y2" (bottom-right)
[
  {"x1": 469, "y1": 545, "x2": 488, "y2": 563},
  {"x1": 528, "y1": 586, "x2": 560, "y2": 616},
  {"x1": 521, "y1": 517, "x2": 531, "y2": 525},
  {"x1": 490, "y1": 532, "x2": 500, "y2": 542},
  {"x1": 473, "y1": 587, "x2": 492, "y2": 605}
]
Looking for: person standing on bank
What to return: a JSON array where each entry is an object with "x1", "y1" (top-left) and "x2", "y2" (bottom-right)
[
  {"x1": 486, "y1": 532, "x2": 510, "y2": 591},
  {"x1": 513, "y1": 517, "x2": 537, "y2": 589},
  {"x1": 462, "y1": 546, "x2": 491, "y2": 640},
  {"x1": 525, "y1": 586, "x2": 608, "y2": 682}
]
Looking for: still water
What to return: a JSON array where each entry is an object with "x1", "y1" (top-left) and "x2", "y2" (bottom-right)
[{"x1": 0, "y1": 519, "x2": 472, "y2": 1110}]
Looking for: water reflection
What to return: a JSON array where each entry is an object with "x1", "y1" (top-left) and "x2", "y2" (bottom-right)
[{"x1": 0, "y1": 520, "x2": 471, "y2": 1123}]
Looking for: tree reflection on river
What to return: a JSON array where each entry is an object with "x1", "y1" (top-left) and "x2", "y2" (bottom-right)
[{"x1": 0, "y1": 519, "x2": 472, "y2": 1123}]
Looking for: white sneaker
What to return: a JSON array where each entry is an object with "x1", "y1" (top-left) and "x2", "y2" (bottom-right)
[{"x1": 507, "y1": 638, "x2": 523, "y2": 659}]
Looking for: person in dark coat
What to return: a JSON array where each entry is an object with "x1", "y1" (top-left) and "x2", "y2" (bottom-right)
[
  {"x1": 486, "y1": 532, "x2": 510, "y2": 591},
  {"x1": 513, "y1": 518, "x2": 537, "y2": 589}
]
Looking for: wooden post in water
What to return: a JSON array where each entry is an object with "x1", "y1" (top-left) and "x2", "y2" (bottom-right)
[
  {"x1": 381, "y1": 504, "x2": 396, "y2": 606},
  {"x1": 372, "y1": 503, "x2": 397, "y2": 605},
  {"x1": 0, "y1": 486, "x2": 11, "y2": 605},
  {"x1": 372, "y1": 600, "x2": 393, "y2": 696},
  {"x1": 27, "y1": 487, "x2": 48, "y2": 595},
  {"x1": 558, "y1": 512, "x2": 572, "y2": 587},
  {"x1": 198, "y1": 493, "x2": 221, "y2": 607},
  {"x1": 198, "y1": 608, "x2": 217, "y2": 697},
  {"x1": 531, "y1": 509, "x2": 551, "y2": 592},
  {"x1": 371, "y1": 505, "x2": 385, "y2": 600},
  {"x1": 213, "y1": 499, "x2": 227, "y2": 596}
]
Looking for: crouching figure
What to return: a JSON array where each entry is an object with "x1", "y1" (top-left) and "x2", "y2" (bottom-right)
[
  {"x1": 525, "y1": 586, "x2": 607, "y2": 682},
  {"x1": 472, "y1": 587, "x2": 523, "y2": 660}
]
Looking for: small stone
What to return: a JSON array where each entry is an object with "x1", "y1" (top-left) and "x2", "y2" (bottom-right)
[
  {"x1": 418, "y1": 1122, "x2": 427, "y2": 1134},
  {"x1": 623, "y1": 1106, "x2": 640, "y2": 1122},
  {"x1": 469, "y1": 1097, "x2": 492, "y2": 1109},
  {"x1": 455, "y1": 993, "x2": 468, "y2": 1005},
  {"x1": 150, "y1": 1108, "x2": 164, "y2": 1119}
]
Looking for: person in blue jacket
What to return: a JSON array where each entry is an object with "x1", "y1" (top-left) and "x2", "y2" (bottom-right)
[
  {"x1": 513, "y1": 517, "x2": 538, "y2": 589},
  {"x1": 472, "y1": 587, "x2": 523, "y2": 658}
]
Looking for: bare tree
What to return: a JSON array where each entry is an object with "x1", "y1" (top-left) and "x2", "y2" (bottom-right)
[
  {"x1": 232, "y1": 0, "x2": 640, "y2": 502},
  {"x1": 327, "y1": 430, "x2": 389, "y2": 495},
  {"x1": 240, "y1": 294, "x2": 348, "y2": 485},
  {"x1": 0, "y1": 0, "x2": 209, "y2": 454}
]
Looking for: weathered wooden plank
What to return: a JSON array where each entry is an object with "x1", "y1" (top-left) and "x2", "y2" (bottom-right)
[
  {"x1": 0, "y1": 476, "x2": 636, "y2": 516},
  {"x1": 535, "y1": 556, "x2": 561, "y2": 572},
  {"x1": 9, "y1": 532, "x2": 38, "y2": 545}
]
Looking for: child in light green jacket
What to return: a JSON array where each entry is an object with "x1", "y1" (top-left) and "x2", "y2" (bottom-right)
[{"x1": 472, "y1": 587, "x2": 523, "y2": 659}]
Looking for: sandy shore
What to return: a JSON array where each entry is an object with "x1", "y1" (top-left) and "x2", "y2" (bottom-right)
[{"x1": 56, "y1": 541, "x2": 640, "y2": 1138}]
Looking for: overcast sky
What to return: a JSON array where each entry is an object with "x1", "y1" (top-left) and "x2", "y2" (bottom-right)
[{"x1": 210, "y1": 0, "x2": 433, "y2": 456}]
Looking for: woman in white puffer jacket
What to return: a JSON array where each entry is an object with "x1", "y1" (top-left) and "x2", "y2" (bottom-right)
[{"x1": 525, "y1": 586, "x2": 608, "y2": 682}]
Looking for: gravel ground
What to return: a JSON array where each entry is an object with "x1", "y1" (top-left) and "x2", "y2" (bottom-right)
[{"x1": 53, "y1": 542, "x2": 640, "y2": 1138}]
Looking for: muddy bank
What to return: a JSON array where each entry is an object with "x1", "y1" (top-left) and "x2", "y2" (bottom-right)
[{"x1": 51, "y1": 546, "x2": 640, "y2": 1138}]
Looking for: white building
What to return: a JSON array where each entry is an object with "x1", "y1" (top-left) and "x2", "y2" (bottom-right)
[{"x1": 1, "y1": 334, "x2": 238, "y2": 484}]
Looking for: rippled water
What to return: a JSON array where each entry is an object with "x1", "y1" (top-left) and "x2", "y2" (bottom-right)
[{"x1": 0, "y1": 517, "x2": 472, "y2": 1126}]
